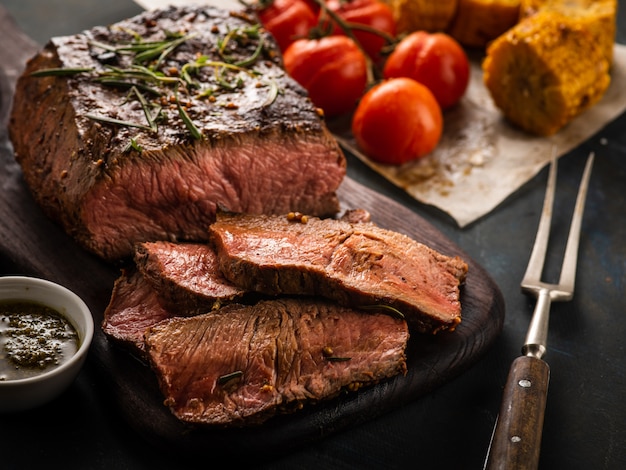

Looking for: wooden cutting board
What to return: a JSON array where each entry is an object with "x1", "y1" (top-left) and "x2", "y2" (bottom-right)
[{"x1": 0, "y1": 8, "x2": 504, "y2": 462}]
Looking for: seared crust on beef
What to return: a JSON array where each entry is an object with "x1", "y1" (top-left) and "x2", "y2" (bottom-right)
[
  {"x1": 9, "y1": 5, "x2": 346, "y2": 261},
  {"x1": 209, "y1": 212, "x2": 468, "y2": 334},
  {"x1": 144, "y1": 298, "x2": 409, "y2": 426}
]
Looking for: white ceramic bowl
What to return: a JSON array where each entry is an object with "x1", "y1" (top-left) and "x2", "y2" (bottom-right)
[{"x1": 0, "y1": 276, "x2": 94, "y2": 412}]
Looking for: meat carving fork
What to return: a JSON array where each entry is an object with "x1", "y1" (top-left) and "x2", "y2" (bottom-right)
[{"x1": 484, "y1": 152, "x2": 595, "y2": 470}]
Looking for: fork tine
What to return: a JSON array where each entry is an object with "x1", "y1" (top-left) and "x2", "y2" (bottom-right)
[
  {"x1": 558, "y1": 152, "x2": 595, "y2": 293},
  {"x1": 521, "y1": 150, "x2": 558, "y2": 288}
]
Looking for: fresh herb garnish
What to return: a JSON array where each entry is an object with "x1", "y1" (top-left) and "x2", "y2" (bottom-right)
[
  {"x1": 175, "y1": 89, "x2": 203, "y2": 140},
  {"x1": 131, "y1": 86, "x2": 161, "y2": 132},
  {"x1": 122, "y1": 137, "x2": 143, "y2": 154},
  {"x1": 321, "y1": 345, "x2": 351, "y2": 362},
  {"x1": 217, "y1": 370, "x2": 244, "y2": 386},
  {"x1": 33, "y1": 23, "x2": 279, "y2": 142},
  {"x1": 85, "y1": 113, "x2": 154, "y2": 131},
  {"x1": 358, "y1": 304, "x2": 406, "y2": 319},
  {"x1": 325, "y1": 356, "x2": 352, "y2": 362},
  {"x1": 261, "y1": 78, "x2": 280, "y2": 108},
  {"x1": 30, "y1": 67, "x2": 94, "y2": 77},
  {"x1": 134, "y1": 32, "x2": 196, "y2": 69}
]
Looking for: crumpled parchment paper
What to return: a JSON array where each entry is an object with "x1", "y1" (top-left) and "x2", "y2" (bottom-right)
[
  {"x1": 334, "y1": 45, "x2": 626, "y2": 227},
  {"x1": 136, "y1": 0, "x2": 626, "y2": 227}
]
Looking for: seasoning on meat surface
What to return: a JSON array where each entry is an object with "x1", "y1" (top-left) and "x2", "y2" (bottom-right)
[
  {"x1": 209, "y1": 212, "x2": 468, "y2": 334},
  {"x1": 482, "y1": 9, "x2": 611, "y2": 136},
  {"x1": 144, "y1": 298, "x2": 409, "y2": 426},
  {"x1": 9, "y1": 5, "x2": 346, "y2": 261}
]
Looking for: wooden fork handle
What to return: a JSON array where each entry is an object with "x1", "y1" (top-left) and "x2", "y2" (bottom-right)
[{"x1": 485, "y1": 355, "x2": 550, "y2": 470}]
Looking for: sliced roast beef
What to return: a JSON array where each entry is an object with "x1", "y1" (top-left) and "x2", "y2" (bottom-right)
[
  {"x1": 134, "y1": 241, "x2": 248, "y2": 313},
  {"x1": 209, "y1": 212, "x2": 468, "y2": 334},
  {"x1": 9, "y1": 5, "x2": 346, "y2": 262},
  {"x1": 102, "y1": 268, "x2": 174, "y2": 354},
  {"x1": 144, "y1": 298, "x2": 409, "y2": 426}
]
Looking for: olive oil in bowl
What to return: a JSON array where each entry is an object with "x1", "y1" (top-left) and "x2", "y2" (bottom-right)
[
  {"x1": 0, "y1": 276, "x2": 93, "y2": 412},
  {"x1": 0, "y1": 300, "x2": 80, "y2": 381}
]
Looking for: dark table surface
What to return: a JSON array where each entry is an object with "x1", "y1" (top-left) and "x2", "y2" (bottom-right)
[{"x1": 1, "y1": 1, "x2": 625, "y2": 469}]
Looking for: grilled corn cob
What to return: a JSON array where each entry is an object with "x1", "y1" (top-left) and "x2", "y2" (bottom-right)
[
  {"x1": 482, "y1": 10, "x2": 611, "y2": 136},
  {"x1": 519, "y1": 0, "x2": 617, "y2": 65},
  {"x1": 446, "y1": 0, "x2": 521, "y2": 47},
  {"x1": 383, "y1": 0, "x2": 458, "y2": 33}
]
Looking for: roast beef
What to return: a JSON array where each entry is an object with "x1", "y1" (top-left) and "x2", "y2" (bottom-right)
[
  {"x1": 134, "y1": 241, "x2": 249, "y2": 313},
  {"x1": 102, "y1": 268, "x2": 173, "y2": 353},
  {"x1": 144, "y1": 297, "x2": 409, "y2": 426},
  {"x1": 209, "y1": 212, "x2": 468, "y2": 334},
  {"x1": 104, "y1": 240, "x2": 251, "y2": 352},
  {"x1": 9, "y1": 5, "x2": 346, "y2": 261}
]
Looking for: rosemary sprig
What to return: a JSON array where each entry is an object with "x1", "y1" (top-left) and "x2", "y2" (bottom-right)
[
  {"x1": 131, "y1": 86, "x2": 160, "y2": 132},
  {"x1": 215, "y1": 68, "x2": 245, "y2": 91},
  {"x1": 234, "y1": 35, "x2": 265, "y2": 68},
  {"x1": 261, "y1": 78, "x2": 280, "y2": 108},
  {"x1": 111, "y1": 25, "x2": 143, "y2": 42},
  {"x1": 217, "y1": 370, "x2": 244, "y2": 386},
  {"x1": 135, "y1": 33, "x2": 196, "y2": 68},
  {"x1": 321, "y1": 345, "x2": 352, "y2": 362},
  {"x1": 92, "y1": 78, "x2": 162, "y2": 96},
  {"x1": 325, "y1": 356, "x2": 352, "y2": 362},
  {"x1": 85, "y1": 113, "x2": 154, "y2": 131},
  {"x1": 105, "y1": 64, "x2": 180, "y2": 84},
  {"x1": 218, "y1": 25, "x2": 265, "y2": 68},
  {"x1": 122, "y1": 137, "x2": 143, "y2": 153},
  {"x1": 358, "y1": 304, "x2": 406, "y2": 319},
  {"x1": 88, "y1": 39, "x2": 121, "y2": 54},
  {"x1": 89, "y1": 31, "x2": 196, "y2": 67},
  {"x1": 179, "y1": 55, "x2": 257, "y2": 92},
  {"x1": 218, "y1": 25, "x2": 253, "y2": 57},
  {"x1": 30, "y1": 67, "x2": 94, "y2": 77},
  {"x1": 33, "y1": 20, "x2": 273, "y2": 142},
  {"x1": 175, "y1": 87, "x2": 203, "y2": 140},
  {"x1": 177, "y1": 103, "x2": 202, "y2": 139}
]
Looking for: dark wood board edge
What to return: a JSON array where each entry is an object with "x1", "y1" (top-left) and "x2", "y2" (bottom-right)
[{"x1": 0, "y1": 6, "x2": 505, "y2": 463}]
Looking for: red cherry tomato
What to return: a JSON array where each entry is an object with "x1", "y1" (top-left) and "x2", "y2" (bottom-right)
[
  {"x1": 351, "y1": 78, "x2": 443, "y2": 165},
  {"x1": 324, "y1": 0, "x2": 396, "y2": 63},
  {"x1": 283, "y1": 36, "x2": 368, "y2": 117},
  {"x1": 383, "y1": 31, "x2": 470, "y2": 110},
  {"x1": 257, "y1": 0, "x2": 318, "y2": 52}
]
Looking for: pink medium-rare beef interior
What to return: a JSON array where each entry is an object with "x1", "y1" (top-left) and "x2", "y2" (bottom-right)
[
  {"x1": 144, "y1": 298, "x2": 408, "y2": 426},
  {"x1": 82, "y1": 131, "x2": 345, "y2": 260},
  {"x1": 102, "y1": 268, "x2": 174, "y2": 353},
  {"x1": 329, "y1": 227, "x2": 466, "y2": 321},
  {"x1": 209, "y1": 213, "x2": 468, "y2": 333},
  {"x1": 134, "y1": 241, "x2": 248, "y2": 312}
]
